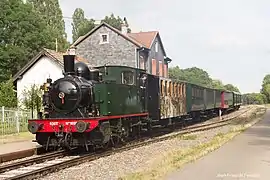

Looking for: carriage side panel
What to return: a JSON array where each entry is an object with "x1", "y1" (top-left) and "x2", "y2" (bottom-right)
[{"x1": 160, "y1": 78, "x2": 187, "y2": 119}]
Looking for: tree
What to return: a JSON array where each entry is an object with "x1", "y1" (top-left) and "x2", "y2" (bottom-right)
[
  {"x1": 224, "y1": 84, "x2": 240, "y2": 92},
  {"x1": 72, "y1": 8, "x2": 95, "y2": 43},
  {"x1": 27, "y1": 0, "x2": 69, "y2": 51},
  {"x1": 71, "y1": 11, "x2": 132, "y2": 42},
  {"x1": 211, "y1": 79, "x2": 225, "y2": 90},
  {"x1": 0, "y1": 78, "x2": 17, "y2": 108},
  {"x1": 261, "y1": 74, "x2": 270, "y2": 102},
  {"x1": 262, "y1": 84, "x2": 270, "y2": 102},
  {"x1": 262, "y1": 74, "x2": 270, "y2": 86},
  {"x1": 168, "y1": 66, "x2": 240, "y2": 91},
  {"x1": 168, "y1": 66, "x2": 183, "y2": 80},
  {"x1": 243, "y1": 93, "x2": 266, "y2": 105},
  {"x1": 0, "y1": 0, "x2": 53, "y2": 81},
  {"x1": 180, "y1": 67, "x2": 213, "y2": 87},
  {"x1": 21, "y1": 84, "x2": 42, "y2": 117},
  {"x1": 101, "y1": 13, "x2": 131, "y2": 32}
]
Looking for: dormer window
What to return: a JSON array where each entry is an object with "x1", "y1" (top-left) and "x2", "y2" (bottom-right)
[{"x1": 100, "y1": 33, "x2": 109, "y2": 44}]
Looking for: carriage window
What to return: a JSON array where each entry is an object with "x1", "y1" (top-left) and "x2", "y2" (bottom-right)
[
  {"x1": 169, "y1": 82, "x2": 172, "y2": 96},
  {"x1": 164, "y1": 80, "x2": 168, "y2": 96},
  {"x1": 121, "y1": 71, "x2": 134, "y2": 85}
]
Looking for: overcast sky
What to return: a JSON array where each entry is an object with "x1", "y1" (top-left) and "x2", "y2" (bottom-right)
[{"x1": 59, "y1": 0, "x2": 270, "y2": 93}]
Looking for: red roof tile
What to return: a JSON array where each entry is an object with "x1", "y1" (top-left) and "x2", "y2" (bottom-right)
[
  {"x1": 128, "y1": 31, "x2": 158, "y2": 49},
  {"x1": 13, "y1": 48, "x2": 91, "y2": 81}
]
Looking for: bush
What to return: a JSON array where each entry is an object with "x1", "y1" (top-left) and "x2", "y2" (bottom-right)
[
  {"x1": 0, "y1": 78, "x2": 17, "y2": 107},
  {"x1": 21, "y1": 84, "x2": 42, "y2": 114}
]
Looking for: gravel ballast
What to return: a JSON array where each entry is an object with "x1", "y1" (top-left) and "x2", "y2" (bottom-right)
[{"x1": 36, "y1": 106, "x2": 263, "y2": 180}]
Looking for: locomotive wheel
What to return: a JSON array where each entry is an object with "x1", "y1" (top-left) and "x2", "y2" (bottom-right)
[
  {"x1": 102, "y1": 141, "x2": 111, "y2": 149},
  {"x1": 110, "y1": 133, "x2": 122, "y2": 148},
  {"x1": 64, "y1": 132, "x2": 73, "y2": 150}
]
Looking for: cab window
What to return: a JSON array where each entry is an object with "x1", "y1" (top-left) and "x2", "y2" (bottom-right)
[{"x1": 121, "y1": 71, "x2": 134, "y2": 85}]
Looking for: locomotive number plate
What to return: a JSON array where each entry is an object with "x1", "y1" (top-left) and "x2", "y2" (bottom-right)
[
  {"x1": 50, "y1": 122, "x2": 59, "y2": 126},
  {"x1": 49, "y1": 122, "x2": 77, "y2": 126},
  {"x1": 65, "y1": 122, "x2": 76, "y2": 125}
]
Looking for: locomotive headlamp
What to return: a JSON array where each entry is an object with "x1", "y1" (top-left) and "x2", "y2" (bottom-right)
[
  {"x1": 75, "y1": 121, "x2": 89, "y2": 133},
  {"x1": 28, "y1": 122, "x2": 43, "y2": 134},
  {"x1": 59, "y1": 124, "x2": 64, "y2": 131}
]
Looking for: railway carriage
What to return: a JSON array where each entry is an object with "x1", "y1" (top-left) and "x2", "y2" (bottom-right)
[
  {"x1": 27, "y1": 54, "x2": 242, "y2": 151},
  {"x1": 220, "y1": 90, "x2": 233, "y2": 109},
  {"x1": 233, "y1": 91, "x2": 242, "y2": 110},
  {"x1": 215, "y1": 89, "x2": 222, "y2": 109}
]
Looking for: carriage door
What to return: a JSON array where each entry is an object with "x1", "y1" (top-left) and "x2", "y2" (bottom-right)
[
  {"x1": 146, "y1": 74, "x2": 160, "y2": 120},
  {"x1": 139, "y1": 72, "x2": 147, "y2": 112}
]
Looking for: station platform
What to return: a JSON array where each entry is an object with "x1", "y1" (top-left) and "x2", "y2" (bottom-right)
[
  {"x1": 0, "y1": 135, "x2": 39, "y2": 163},
  {"x1": 166, "y1": 109, "x2": 270, "y2": 180},
  {"x1": 0, "y1": 140, "x2": 38, "y2": 156}
]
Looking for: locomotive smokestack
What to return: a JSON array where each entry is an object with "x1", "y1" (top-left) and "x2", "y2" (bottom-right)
[{"x1": 63, "y1": 55, "x2": 75, "y2": 75}]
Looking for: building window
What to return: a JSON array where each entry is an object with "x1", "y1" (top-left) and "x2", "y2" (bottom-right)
[
  {"x1": 121, "y1": 71, "x2": 134, "y2": 85},
  {"x1": 100, "y1": 33, "x2": 109, "y2": 44},
  {"x1": 139, "y1": 55, "x2": 145, "y2": 69},
  {"x1": 155, "y1": 42, "x2": 158, "y2": 52}
]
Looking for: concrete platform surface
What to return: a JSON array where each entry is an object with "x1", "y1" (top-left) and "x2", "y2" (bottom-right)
[
  {"x1": 0, "y1": 140, "x2": 38, "y2": 156},
  {"x1": 166, "y1": 109, "x2": 270, "y2": 180}
]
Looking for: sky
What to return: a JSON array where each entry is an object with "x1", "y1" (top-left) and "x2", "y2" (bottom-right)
[{"x1": 59, "y1": 0, "x2": 270, "y2": 93}]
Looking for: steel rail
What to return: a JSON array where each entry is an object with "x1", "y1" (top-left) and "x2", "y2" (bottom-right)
[{"x1": 0, "y1": 149, "x2": 77, "y2": 174}]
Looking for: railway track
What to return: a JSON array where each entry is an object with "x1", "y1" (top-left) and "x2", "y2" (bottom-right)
[{"x1": 0, "y1": 106, "x2": 256, "y2": 180}]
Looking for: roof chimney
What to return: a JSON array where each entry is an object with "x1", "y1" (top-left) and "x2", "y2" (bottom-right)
[
  {"x1": 121, "y1": 17, "x2": 128, "y2": 34},
  {"x1": 94, "y1": 20, "x2": 101, "y2": 26}
]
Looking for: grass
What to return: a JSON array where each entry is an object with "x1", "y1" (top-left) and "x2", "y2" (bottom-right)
[
  {"x1": 264, "y1": 104, "x2": 270, "y2": 108},
  {"x1": 177, "y1": 134, "x2": 197, "y2": 140},
  {"x1": 119, "y1": 107, "x2": 266, "y2": 180},
  {"x1": 120, "y1": 130, "x2": 242, "y2": 180}
]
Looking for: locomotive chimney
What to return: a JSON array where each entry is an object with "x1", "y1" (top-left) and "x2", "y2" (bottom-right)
[{"x1": 63, "y1": 55, "x2": 75, "y2": 75}]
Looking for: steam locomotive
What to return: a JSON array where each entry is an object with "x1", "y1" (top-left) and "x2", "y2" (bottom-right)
[{"x1": 28, "y1": 55, "x2": 242, "y2": 151}]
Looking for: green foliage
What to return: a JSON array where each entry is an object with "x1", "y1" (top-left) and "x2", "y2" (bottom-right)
[
  {"x1": 70, "y1": 10, "x2": 132, "y2": 43},
  {"x1": 21, "y1": 84, "x2": 42, "y2": 113},
  {"x1": 211, "y1": 79, "x2": 224, "y2": 90},
  {"x1": 261, "y1": 74, "x2": 270, "y2": 103},
  {"x1": 223, "y1": 84, "x2": 240, "y2": 92},
  {"x1": 181, "y1": 67, "x2": 213, "y2": 87},
  {"x1": 27, "y1": 0, "x2": 69, "y2": 51},
  {"x1": 168, "y1": 66, "x2": 212, "y2": 87},
  {"x1": 0, "y1": 0, "x2": 53, "y2": 81},
  {"x1": 0, "y1": 78, "x2": 17, "y2": 107},
  {"x1": 168, "y1": 66, "x2": 240, "y2": 92},
  {"x1": 72, "y1": 8, "x2": 95, "y2": 43},
  {"x1": 101, "y1": 13, "x2": 131, "y2": 32},
  {"x1": 242, "y1": 93, "x2": 266, "y2": 104},
  {"x1": 168, "y1": 66, "x2": 183, "y2": 80}
]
